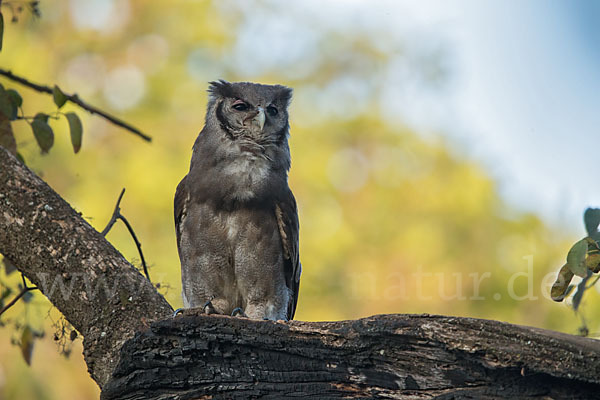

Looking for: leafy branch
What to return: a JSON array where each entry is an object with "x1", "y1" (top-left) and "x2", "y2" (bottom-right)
[
  {"x1": 0, "y1": 68, "x2": 151, "y2": 142},
  {"x1": 551, "y1": 208, "x2": 600, "y2": 316}
]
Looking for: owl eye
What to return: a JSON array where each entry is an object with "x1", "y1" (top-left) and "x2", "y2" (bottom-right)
[
  {"x1": 232, "y1": 101, "x2": 249, "y2": 111},
  {"x1": 266, "y1": 105, "x2": 278, "y2": 116}
]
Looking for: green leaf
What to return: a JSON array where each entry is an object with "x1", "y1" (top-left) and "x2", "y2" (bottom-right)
[
  {"x1": 589, "y1": 232, "x2": 600, "y2": 249},
  {"x1": 31, "y1": 114, "x2": 54, "y2": 153},
  {"x1": 0, "y1": 85, "x2": 15, "y2": 120},
  {"x1": 34, "y1": 112, "x2": 49, "y2": 123},
  {"x1": 65, "y1": 112, "x2": 82, "y2": 153},
  {"x1": 584, "y1": 208, "x2": 600, "y2": 236},
  {"x1": 52, "y1": 85, "x2": 68, "y2": 109},
  {"x1": 566, "y1": 239, "x2": 588, "y2": 278},
  {"x1": 7, "y1": 89, "x2": 22, "y2": 108},
  {"x1": 0, "y1": 11, "x2": 4, "y2": 52},
  {"x1": 20, "y1": 326, "x2": 34, "y2": 365}
]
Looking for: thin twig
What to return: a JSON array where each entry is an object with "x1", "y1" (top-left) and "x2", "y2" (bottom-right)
[
  {"x1": 0, "y1": 282, "x2": 37, "y2": 317},
  {"x1": 0, "y1": 287, "x2": 36, "y2": 316},
  {"x1": 118, "y1": 214, "x2": 150, "y2": 282},
  {"x1": 102, "y1": 188, "x2": 126, "y2": 236},
  {"x1": 0, "y1": 68, "x2": 152, "y2": 142},
  {"x1": 102, "y1": 188, "x2": 151, "y2": 283}
]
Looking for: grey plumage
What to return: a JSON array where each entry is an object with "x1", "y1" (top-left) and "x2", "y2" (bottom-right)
[{"x1": 174, "y1": 80, "x2": 301, "y2": 321}]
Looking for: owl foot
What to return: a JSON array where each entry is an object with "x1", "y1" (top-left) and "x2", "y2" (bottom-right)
[
  {"x1": 231, "y1": 307, "x2": 247, "y2": 317},
  {"x1": 172, "y1": 300, "x2": 216, "y2": 317}
]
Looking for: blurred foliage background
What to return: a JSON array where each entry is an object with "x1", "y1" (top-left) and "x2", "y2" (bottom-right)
[{"x1": 0, "y1": 1, "x2": 598, "y2": 398}]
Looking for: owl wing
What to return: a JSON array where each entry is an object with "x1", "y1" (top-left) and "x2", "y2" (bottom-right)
[
  {"x1": 174, "y1": 175, "x2": 189, "y2": 256},
  {"x1": 275, "y1": 190, "x2": 302, "y2": 320}
]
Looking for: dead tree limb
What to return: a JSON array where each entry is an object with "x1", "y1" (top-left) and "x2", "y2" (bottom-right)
[
  {"x1": 0, "y1": 146, "x2": 172, "y2": 387},
  {"x1": 102, "y1": 313, "x2": 600, "y2": 399}
]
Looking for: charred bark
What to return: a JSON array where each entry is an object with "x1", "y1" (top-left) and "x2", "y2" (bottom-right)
[
  {"x1": 102, "y1": 313, "x2": 600, "y2": 399},
  {"x1": 0, "y1": 146, "x2": 173, "y2": 387}
]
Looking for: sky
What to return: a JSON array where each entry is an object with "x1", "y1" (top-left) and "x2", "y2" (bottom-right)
[
  {"x1": 389, "y1": 0, "x2": 600, "y2": 230},
  {"x1": 65, "y1": 0, "x2": 600, "y2": 232}
]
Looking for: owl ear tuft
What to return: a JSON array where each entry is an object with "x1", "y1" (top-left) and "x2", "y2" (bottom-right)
[
  {"x1": 208, "y1": 80, "x2": 236, "y2": 99},
  {"x1": 275, "y1": 86, "x2": 293, "y2": 107}
]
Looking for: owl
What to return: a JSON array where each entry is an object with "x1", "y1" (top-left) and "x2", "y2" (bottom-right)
[{"x1": 174, "y1": 80, "x2": 301, "y2": 321}]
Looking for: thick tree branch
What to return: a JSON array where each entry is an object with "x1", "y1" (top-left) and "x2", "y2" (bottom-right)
[
  {"x1": 0, "y1": 68, "x2": 152, "y2": 142},
  {"x1": 0, "y1": 146, "x2": 172, "y2": 387},
  {"x1": 102, "y1": 313, "x2": 600, "y2": 399}
]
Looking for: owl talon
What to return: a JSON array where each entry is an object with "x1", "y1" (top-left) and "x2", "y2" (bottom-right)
[
  {"x1": 172, "y1": 308, "x2": 184, "y2": 318},
  {"x1": 203, "y1": 300, "x2": 216, "y2": 315},
  {"x1": 231, "y1": 307, "x2": 247, "y2": 317}
]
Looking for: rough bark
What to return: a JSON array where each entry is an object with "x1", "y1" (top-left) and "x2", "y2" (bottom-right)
[
  {"x1": 102, "y1": 313, "x2": 600, "y2": 399},
  {"x1": 0, "y1": 146, "x2": 173, "y2": 387}
]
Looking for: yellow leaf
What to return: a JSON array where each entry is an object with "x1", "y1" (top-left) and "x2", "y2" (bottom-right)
[
  {"x1": 20, "y1": 326, "x2": 34, "y2": 365},
  {"x1": 551, "y1": 264, "x2": 575, "y2": 302},
  {"x1": 586, "y1": 253, "x2": 600, "y2": 273}
]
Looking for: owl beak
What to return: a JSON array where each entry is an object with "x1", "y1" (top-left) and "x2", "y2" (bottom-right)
[{"x1": 253, "y1": 107, "x2": 266, "y2": 131}]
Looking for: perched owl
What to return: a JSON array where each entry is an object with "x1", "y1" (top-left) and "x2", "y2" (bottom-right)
[{"x1": 174, "y1": 80, "x2": 301, "y2": 321}]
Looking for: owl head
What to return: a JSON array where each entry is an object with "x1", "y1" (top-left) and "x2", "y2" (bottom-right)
[{"x1": 207, "y1": 80, "x2": 292, "y2": 146}]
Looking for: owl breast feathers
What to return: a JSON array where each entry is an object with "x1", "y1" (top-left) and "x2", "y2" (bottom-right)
[{"x1": 174, "y1": 80, "x2": 301, "y2": 321}]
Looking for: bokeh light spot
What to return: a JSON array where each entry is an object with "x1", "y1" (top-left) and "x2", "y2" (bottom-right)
[
  {"x1": 327, "y1": 148, "x2": 369, "y2": 193},
  {"x1": 103, "y1": 66, "x2": 146, "y2": 111},
  {"x1": 60, "y1": 53, "x2": 106, "y2": 98},
  {"x1": 128, "y1": 34, "x2": 170, "y2": 74}
]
